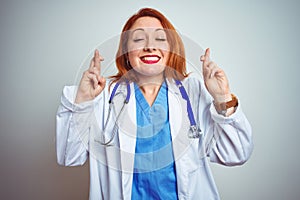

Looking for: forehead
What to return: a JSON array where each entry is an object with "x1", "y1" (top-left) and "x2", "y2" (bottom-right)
[{"x1": 130, "y1": 16, "x2": 163, "y2": 30}]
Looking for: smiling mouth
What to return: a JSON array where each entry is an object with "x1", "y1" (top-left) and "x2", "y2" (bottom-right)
[{"x1": 140, "y1": 55, "x2": 161, "y2": 64}]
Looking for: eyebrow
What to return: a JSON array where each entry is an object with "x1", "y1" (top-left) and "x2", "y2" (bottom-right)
[{"x1": 131, "y1": 28, "x2": 165, "y2": 34}]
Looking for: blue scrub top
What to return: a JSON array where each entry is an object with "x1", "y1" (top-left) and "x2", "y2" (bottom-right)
[{"x1": 131, "y1": 82, "x2": 178, "y2": 200}]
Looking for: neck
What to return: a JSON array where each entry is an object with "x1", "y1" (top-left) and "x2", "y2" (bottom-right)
[
  {"x1": 138, "y1": 76, "x2": 163, "y2": 91},
  {"x1": 136, "y1": 74, "x2": 164, "y2": 106},
  {"x1": 136, "y1": 73, "x2": 164, "y2": 91}
]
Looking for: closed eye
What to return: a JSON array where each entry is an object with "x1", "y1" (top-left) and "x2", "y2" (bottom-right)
[
  {"x1": 156, "y1": 38, "x2": 167, "y2": 41},
  {"x1": 133, "y1": 38, "x2": 145, "y2": 42}
]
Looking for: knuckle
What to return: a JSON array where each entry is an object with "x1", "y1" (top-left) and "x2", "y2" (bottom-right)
[
  {"x1": 210, "y1": 62, "x2": 216, "y2": 68},
  {"x1": 83, "y1": 71, "x2": 90, "y2": 76},
  {"x1": 93, "y1": 67, "x2": 99, "y2": 73}
]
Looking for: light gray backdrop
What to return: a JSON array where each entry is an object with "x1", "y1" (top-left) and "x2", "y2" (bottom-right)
[{"x1": 0, "y1": 0, "x2": 299, "y2": 199}]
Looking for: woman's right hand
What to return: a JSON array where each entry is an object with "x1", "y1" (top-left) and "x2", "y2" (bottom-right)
[{"x1": 75, "y1": 49, "x2": 106, "y2": 104}]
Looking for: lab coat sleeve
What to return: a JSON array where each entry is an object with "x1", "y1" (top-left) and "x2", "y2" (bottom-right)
[
  {"x1": 201, "y1": 90, "x2": 254, "y2": 166},
  {"x1": 190, "y1": 78, "x2": 253, "y2": 166},
  {"x1": 56, "y1": 85, "x2": 103, "y2": 166}
]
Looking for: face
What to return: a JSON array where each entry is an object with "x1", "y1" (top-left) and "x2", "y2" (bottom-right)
[{"x1": 127, "y1": 17, "x2": 170, "y2": 79}]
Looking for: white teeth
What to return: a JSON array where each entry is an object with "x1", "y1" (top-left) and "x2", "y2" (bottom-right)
[{"x1": 142, "y1": 57, "x2": 159, "y2": 61}]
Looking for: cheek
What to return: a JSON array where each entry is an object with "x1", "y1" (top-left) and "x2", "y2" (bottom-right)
[
  {"x1": 127, "y1": 41, "x2": 144, "y2": 53},
  {"x1": 127, "y1": 41, "x2": 141, "y2": 57},
  {"x1": 160, "y1": 42, "x2": 170, "y2": 60},
  {"x1": 128, "y1": 51, "x2": 140, "y2": 64},
  {"x1": 158, "y1": 42, "x2": 170, "y2": 52},
  {"x1": 162, "y1": 50, "x2": 170, "y2": 62}
]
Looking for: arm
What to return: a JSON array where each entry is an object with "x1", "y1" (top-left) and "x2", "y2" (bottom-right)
[
  {"x1": 56, "y1": 86, "x2": 101, "y2": 166},
  {"x1": 204, "y1": 96, "x2": 253, "y2": 166},
  {"x1": 56, "y1": 50, "x2": 106, "y2": 166},
  {"x1": 199, "y1": 48, "x2": 253, "y2": 166}
]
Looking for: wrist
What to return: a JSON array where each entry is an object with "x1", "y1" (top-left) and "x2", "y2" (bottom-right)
[
  {"x1": 213, "y1": 93, "x2": 232, "y2": 103},
  {"x1": 75, "y1": 91, "x2": 93, "y2": 104},
  {"x1": 213, "y1": 94, "x2": 238, "y2": 116}
]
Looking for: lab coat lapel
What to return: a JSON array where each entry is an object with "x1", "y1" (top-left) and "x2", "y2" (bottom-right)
[
  {"x1": 116, "y1": 82, "x2": 136, "y2": 199},
  {"x1": 167, "y1": 79, "x2": 192, "y2": 197},
  {"x1": 117, "y1": 82, "x2": 136, "y2": 172},
  {"x1": 167, "y1": 79, "x2": 191, "y2": 159}
]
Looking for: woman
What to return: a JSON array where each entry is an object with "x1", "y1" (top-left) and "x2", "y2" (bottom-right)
[{"x1": 56, "y1": 8, "x2": 253, "y2": 200}]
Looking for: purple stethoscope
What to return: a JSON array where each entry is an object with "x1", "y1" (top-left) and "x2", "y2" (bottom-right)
[{"x1": 96, "y1": 79, "x2": 202, "y2": 146}]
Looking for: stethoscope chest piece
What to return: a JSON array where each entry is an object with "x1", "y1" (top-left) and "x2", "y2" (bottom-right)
[{"x1": 188, "y1": 125, "x2": 202, "y2": 139}]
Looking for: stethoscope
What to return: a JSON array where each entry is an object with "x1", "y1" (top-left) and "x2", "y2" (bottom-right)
[{"x1": 95, "y1": 79, "x2": 202, "y2": 146}]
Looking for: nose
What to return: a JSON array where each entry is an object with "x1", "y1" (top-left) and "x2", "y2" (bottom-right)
[{"x1": 143, "y1": 37, "x2": 156, "y2": 52}]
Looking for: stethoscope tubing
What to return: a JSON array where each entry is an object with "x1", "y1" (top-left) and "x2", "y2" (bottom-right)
[{"x1": 97, "y1": 79, "x2": 202, "y2": 145}]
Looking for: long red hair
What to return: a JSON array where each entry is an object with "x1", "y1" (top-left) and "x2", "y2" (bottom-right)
[{"x1": 110, "y1": 8, "x2": 187, "y2": 84}]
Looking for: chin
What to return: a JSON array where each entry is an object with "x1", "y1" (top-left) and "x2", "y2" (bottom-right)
[{"x1": 138, "y1": 64, "x2": 165, "y2": 75}]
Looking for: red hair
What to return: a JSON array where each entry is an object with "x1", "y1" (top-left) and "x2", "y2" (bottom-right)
[{"x1": 110, "y1": 8, "x2": 187, "y2": 84}]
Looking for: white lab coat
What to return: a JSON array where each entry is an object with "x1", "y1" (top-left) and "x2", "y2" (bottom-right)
[{"x1": 56, "y1": 77, "x2": 253, "y2": 200}]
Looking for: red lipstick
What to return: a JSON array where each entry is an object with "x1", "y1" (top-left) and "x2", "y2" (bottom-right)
[{"x1": 140, "y1": 55, "x2": 160, "y2": 64}]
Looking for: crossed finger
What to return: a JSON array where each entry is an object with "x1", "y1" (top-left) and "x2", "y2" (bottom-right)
[
  {"x1": 200, "y1": 48, "x2": 210, "y2": 67},
  {"x1": 89, "y1": 49, "x2": 104, "y2": 75},
  {"x1": 87, "y1": 49, "x2": 105, "y2": 89},
  {"x1": 208, "y1": 62, "x2": 222, "y2": 78},
  {"x1": 200, "y1": 48, "x2": 222, "y2": 79}
]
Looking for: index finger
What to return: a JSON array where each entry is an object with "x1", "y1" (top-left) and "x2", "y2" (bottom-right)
[{"x1": 93, "y1": 49, "x2": 104, "y2": 74}]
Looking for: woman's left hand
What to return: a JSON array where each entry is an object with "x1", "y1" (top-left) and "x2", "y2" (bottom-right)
[{"x1": 200, "y1": 48, "x2": 231, "y2": 103}]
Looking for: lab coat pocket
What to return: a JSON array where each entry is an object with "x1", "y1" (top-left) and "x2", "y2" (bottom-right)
[
  {"x1": 187, "y1": 158, "x2": 218, "y2": 200},
  {"x1": 187, "y1": 159, "x2": 204, "y2": 198}
]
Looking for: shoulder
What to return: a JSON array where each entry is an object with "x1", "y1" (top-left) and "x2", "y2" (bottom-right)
[
  {"x1": 166, "y1": 76, "x2": 203, "y2": 94},
  {"x1": 182, "y1": 76, "x2": 213, "y2": 104},
  {"x1": 182, "y1": 76, "x2": 203, "y2": 94}
]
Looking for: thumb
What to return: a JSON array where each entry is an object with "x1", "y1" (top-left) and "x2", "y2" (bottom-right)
[{"x1": 94, "y1": 77, "x2": 106, "y2": 97}]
